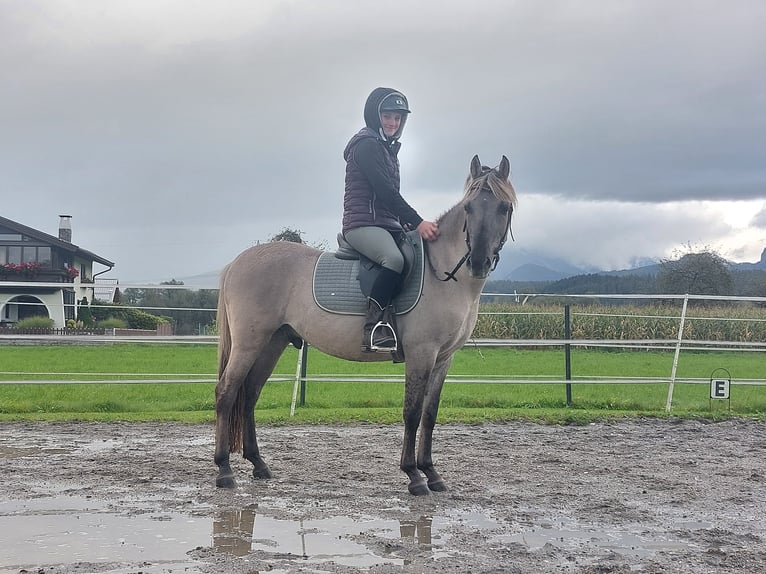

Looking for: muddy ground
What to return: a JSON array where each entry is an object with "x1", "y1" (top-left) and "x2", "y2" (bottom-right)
[{"x1": 1, "y1": 419, "x2": 764, "y2": 573}]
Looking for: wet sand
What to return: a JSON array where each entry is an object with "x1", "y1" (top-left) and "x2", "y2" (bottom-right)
[{"x1": 1, "y1": 419, "x2": 765, "y2": 573}]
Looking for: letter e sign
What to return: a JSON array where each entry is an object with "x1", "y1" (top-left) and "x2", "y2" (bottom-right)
[{"x1": 710, "y1": 379, "x2": 730, "y2": 400}]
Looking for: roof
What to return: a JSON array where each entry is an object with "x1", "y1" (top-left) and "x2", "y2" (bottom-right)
[{"x1": 0, "y1": 215, "x2": 115, "y2": 267}]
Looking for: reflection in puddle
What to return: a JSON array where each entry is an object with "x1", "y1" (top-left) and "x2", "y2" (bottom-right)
[
  {"x1": 400, "y1": 515, "x2": 433, "y2": 546},
  {"x1": 212, "y1": 506, "x2": 409, "y2": 567},
  {"x1": 213, "y1": 506, "x2": 257, "y2": 557}
]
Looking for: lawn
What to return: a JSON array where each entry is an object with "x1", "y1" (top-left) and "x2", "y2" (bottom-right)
[{"x1": 0, "y1": 344, "x2": 763, "y2": 422}]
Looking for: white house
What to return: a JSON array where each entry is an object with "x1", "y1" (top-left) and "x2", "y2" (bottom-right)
[{"x1": 0, "y1": 215, "x2": 114, "y2": 328}]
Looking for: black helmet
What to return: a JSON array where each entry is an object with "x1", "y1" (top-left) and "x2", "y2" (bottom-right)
[
  {"x1": 363, "y1": 87, "x2": 411, "y2": 142},
  {"x1": 378, "y1": 92, "x2": 411, "y2": 115}
]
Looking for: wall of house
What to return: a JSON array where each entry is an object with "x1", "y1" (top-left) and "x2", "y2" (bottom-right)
[
  {"x1": 1, "y1": 290, "x2": 65, "y2": 327},
  {"x1": 1, "y1": 283, "x2": 97, "y2": 328}
]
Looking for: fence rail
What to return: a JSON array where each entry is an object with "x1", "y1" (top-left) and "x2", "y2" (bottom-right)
[{"x1": 2, "y1": 292, "x2": 765, "y2": 413}]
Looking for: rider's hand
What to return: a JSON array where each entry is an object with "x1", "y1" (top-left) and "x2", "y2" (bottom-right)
[{"x1": 417, "y1": 220, "x2": 440, "y2": 241}]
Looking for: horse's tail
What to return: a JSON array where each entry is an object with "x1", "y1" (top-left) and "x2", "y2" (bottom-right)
[{"x1": 217, "y1": 263, "x2": 245, "y2": 454}]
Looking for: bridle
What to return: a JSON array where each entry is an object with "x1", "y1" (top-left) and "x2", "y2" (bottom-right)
[{"x1": 438, "y1": 185, "x2": 514, "y2": 283}]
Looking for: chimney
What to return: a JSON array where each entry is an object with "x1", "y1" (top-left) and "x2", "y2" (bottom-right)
[{"x1": 58, "y1": 215, "x2": 72, "y2": 243}]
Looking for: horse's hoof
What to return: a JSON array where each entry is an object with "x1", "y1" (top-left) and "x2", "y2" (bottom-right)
[
  {"x1": 428, "y1": 479, "x2": 448, "y2": 492},
  {"x1": 408, "y1": 481, "x2": 431, "y2": 496},
  {"x1": 216, "y1": 474, "x2": 237, "y2": 489},
  {"x1": 252, "y1": 466, "x2": 273, "y2": 480}
]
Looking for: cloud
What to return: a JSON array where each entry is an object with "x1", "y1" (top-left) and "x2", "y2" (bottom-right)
[
  {"x1": 1, "y1": 0, "x2": 765, "y2": 280},
  {"x1": 751, "y1": 206, "x2": 766, "y2": 229}
]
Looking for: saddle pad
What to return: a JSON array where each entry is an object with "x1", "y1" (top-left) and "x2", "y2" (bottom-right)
[{"x1": 312, "y1": 239, "x2": 424, "y2": 316}]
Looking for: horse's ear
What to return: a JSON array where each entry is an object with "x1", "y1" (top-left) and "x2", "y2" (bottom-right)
[
  {"x1": 470, "y1": 155, "x2": 483, "y2": 179},
  {"x1": 497, "y1": 156, "x2": 511, "y2": 180}
]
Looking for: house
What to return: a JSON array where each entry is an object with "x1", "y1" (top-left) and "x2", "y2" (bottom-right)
[{"x1": 0, "y1": 215, "x2": 114, "y2": 328}]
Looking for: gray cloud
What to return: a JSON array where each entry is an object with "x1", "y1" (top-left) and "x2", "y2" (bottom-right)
[
  {"x1": 1, "y1": 0, "x2": 765, "y2": 279},
  {"x1": 752, "y1": 206, "x2": 766, "y2": 229}
]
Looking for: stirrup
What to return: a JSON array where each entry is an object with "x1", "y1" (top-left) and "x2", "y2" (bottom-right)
[{"x1": 366, "y1": 320, "x2": 398, "y2": 352}]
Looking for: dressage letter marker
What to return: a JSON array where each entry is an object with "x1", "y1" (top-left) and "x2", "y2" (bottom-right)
[{"x1": 710, "y1": 379, "x2": 730, "y2": 400}]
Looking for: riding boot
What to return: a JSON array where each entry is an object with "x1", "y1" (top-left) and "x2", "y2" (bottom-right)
[
  {"x1": 362, "y1": 267, "x2": 402, "y2": 353},
  {"x1": 363, "y1": 299, "x2": 398, "y2": 352}
]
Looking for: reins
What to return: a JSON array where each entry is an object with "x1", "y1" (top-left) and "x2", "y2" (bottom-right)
[{"x1": 439, "y1": 220, "x2": 471, "y2": 282}]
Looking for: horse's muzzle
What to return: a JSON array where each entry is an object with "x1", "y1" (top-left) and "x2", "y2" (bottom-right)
[{"x1": 467, "y1": 256, "x2": 493, "y2": 279}]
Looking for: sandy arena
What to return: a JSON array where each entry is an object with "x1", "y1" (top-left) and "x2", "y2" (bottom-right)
[{"x1": 1, "y1": 418, "x2": 764, "y2": 573}]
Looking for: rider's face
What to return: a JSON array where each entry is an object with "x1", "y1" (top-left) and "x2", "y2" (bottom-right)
[{"x1": 380, "y1": 111, "x2": 402, "y2": 137}]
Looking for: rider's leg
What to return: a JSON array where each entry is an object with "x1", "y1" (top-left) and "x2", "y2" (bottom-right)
[
  {"x1": 364, "y1": 267, "x2": 402, "y2": 350},
  {"x1": 343, "y1": 227, "x2": 404, "y2": 352},
  {"x1": 343, "y1": 227, "x2": 404, "y2": 273}
]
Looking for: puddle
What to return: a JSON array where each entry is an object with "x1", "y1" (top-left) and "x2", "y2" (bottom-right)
[
  {"x1": 0, "y1": 496, "x2": 446, "y2": 571},
  {"x1": 214, "y1": 506, "x2": 406, "y2": 567},
  {"x1": 0, "y1": 497, "x2": 207, "y2": 573},
  {"x1": 0, "y1": 494, "x2": 711, "y2": 572},
  {"x1": 493, "y1": 519, "x2": 711, "y2": 558}
]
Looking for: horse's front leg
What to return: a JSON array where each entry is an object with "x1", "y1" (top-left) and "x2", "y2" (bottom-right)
[
  {"x1": 401, "y1": 366, "x2": 432, "y2": 496},
  {"x1": 417, "y1": 358, "x2": 452, "y2": 492}
]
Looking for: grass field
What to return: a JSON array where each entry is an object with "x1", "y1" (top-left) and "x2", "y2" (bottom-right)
[{"x1": 0, "y1": 344, "x2": 764, "y2": 423}]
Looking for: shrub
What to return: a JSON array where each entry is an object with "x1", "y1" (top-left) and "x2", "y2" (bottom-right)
[
  {"x1": 96, "y1": 317, "x2": 129, "y2": 329},
  {"x1": 91, "y1": 301, "x2": 170, "y2": 330},
  {"x1": 15, "y1": 316, "x2": 55, "y2": 329}
]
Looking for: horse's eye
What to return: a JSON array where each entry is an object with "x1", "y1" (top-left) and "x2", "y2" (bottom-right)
[
  {"x1": 464, "y1": 203, "x2": 474, "y2": 215},
  {"x1": 498, "y1": 203, "x2": 511, "y2": 216}
]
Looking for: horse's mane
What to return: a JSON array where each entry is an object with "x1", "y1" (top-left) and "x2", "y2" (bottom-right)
[
  {"x1": 463, "y1": 169, "x2": 517, "y2": 207},
  {"x1": 436, "y1": 166, "x2": 517, "y2": 225}
]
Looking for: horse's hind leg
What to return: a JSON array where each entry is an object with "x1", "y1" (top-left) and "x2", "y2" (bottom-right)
[
  {"x1": 417, "y1": 357, "x2": 452, "y2": 492},
  {"x1": 215, "y1": 350, "x2": 256, "y2": 488},
  {"x1": 241, "y1": 333, "x2": 290, "y2": 480}
]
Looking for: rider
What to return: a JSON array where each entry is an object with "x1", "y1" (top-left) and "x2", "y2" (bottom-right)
[{"x1": 342, "y1": 87, "x2": 439, "y2": 353}]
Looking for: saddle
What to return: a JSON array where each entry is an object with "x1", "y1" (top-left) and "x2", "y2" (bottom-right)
[{"x1": 312, "y1": 231, "x2": 424, "y2": 315}]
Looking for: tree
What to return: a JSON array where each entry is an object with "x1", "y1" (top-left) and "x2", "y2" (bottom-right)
[
  {"x1": 120, "y1": 280, "x2": 218, "y2": 335},
  {"x1": 658, "y1": 249, "x2": 733, "y2": 296},
  {"x1": 266, "y1": 227, "x2": 329, "y2": 250},
  {"x1": 269, "y1": 228, "x2": 304, "y2": 243}
]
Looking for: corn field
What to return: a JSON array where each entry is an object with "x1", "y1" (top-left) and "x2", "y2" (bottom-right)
[{"x1": 472, "y1": 302, "x2": 766, "y2": 342}]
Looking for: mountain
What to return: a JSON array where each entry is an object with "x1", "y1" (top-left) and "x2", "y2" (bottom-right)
[
  {"x1": 497, "y1": 247, "x2": 766, "y2": 282},
  {"x1": 154, "y1": 247, "x2": 766, "y2": 289},
  {"x1": 733, "y1": 247, "x2": 766, "y2": 271},
  {"x1": 492, "y1": 248, "x2": 596, "y2": 281},
  {"x1": 171, "y1": 270, "x2": 221, "y2": 289}
]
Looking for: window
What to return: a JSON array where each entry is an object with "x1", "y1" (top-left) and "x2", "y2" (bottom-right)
[
  {"x1": 63, "y1": 290, "x2": 76, "y2": 320},
  {"x1": 7, "y1": 246, "x2": 21, "y2": 264},
  {"x1": 38, "y1": 247, "x2": 51, "y2": 266},
  {"x1": 22, "y1": 246, "x2": 37, "y2": 263},
  {"x1": 0, "y1": 246, "x2": 53, "y2": 268},
  {"x1": 0, "y1": 233, "x2": 23, "y2": 241}
]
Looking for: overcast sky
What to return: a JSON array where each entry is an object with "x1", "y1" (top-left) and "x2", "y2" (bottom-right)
[{"x1": 2, "y1": 0, "x2": 765, "y2": 282}]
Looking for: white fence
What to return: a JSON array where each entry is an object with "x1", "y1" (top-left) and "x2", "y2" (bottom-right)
[{"x1": 1, "y1": 291, "x2": 765, "y2": 413}]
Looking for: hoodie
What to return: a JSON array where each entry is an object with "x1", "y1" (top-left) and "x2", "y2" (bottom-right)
[{"x1": 342, "y1": 87, "x2": 423, "y2": 234}]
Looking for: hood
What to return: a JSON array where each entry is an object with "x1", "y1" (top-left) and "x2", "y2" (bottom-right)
[{"x1": 363, "y1": 87, "x2": 410, "y2": 142}]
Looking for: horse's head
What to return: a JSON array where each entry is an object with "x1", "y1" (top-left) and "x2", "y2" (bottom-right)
[{"x1": 461, "y1": 155, "x2": 517, "y2": 279}]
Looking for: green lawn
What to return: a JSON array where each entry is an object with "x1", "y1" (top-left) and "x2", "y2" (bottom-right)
[{"x1": 0, "y1": 344, "x2": 763, "y2": 422}]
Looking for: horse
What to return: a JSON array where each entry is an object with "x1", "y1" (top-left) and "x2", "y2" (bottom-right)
[{"x1": 214, "y1": 154, "x2": 517, "y2": 496}]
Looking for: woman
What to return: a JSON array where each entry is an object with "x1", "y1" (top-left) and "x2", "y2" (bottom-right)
[{"x1": 342, "y1": 87, "x2": 439, "y2": 353}]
